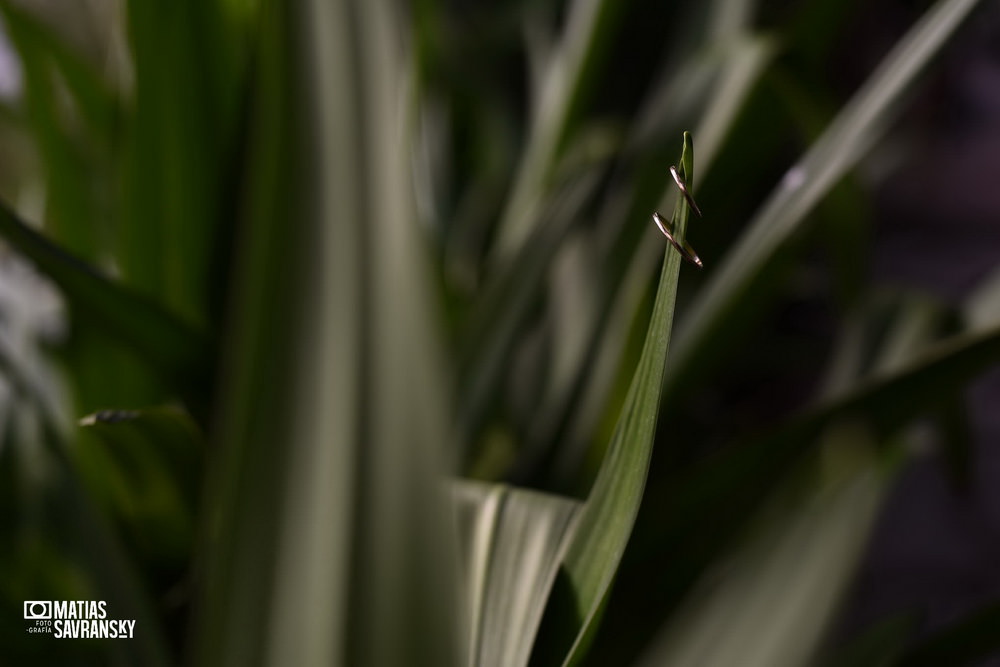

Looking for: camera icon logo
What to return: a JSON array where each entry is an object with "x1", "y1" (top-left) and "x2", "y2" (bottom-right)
[{"x1": 23, "y1": 601, "x2": 52, "y2": 619}]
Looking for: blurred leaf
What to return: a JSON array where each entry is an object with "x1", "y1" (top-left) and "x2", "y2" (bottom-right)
[
  {"x1": 663, "y1": 0, "x2": 984, "y2": 406},
  {"x1": 60, "y1": 326, "x2": 168, "y2": 416},
  {"x1": 822, "y1": 298, "x2": 884, "y2": 398},
  {"x1": 492, "y1": 0, "x2": 625, "y2": 259},
  {"x1": 531, "y1": 134, "x2": 696, "y2": 667},
  {"x1": 455, "y1": 481, "x2": 582, "y2": 667},
  {"x1": 196, "y1": 1, "x2": 455, "y2": 665},
  {"x1": 664, "y1": 33, "x2": 774, "y2": 179},
  {"x1": 812, "y1": 323, "x2": 1000, "y2": 439},
  {"x1": 822, "y1": 613, "x2": 917, "y2": 667},
  {"x1": 636, "y1": 425, "x2": 889, "y2": 667},
  {"x1": 0, "y1": 342, "x2": 172, "y2": 666},
  {"x1": 705, "y1": 0, "x2": 758, "y2": 42},
  {"x1": 964, "y1": 263, "x2": 1000, "y2": 332},
  {"x1": 846, "y1": 293, "x2": 975, "y2": 492},
  {"x1": 0, "y1": 2, "x2": 103, "y2": 261},
  {"x1": 765, "y1": 67, "x2": 873, "y2": 307},
  {"x1": 0, "y1": 2, "x2": 195, "y2": 414},
  {"x1": 0, "y1": 1, "x2": 118, "y2": 141},
  {"x1": 898, "y1": 601, "x2": 1000, "y2": 667},
  {"x1": 667, "y1": 321, "x2": 1000, "y2": 545},
  {"x1": 119, "y1": 0, "x2": 241, "y2": 326},
  {"x1": 459, "y1": 168, "x2": 603, "y2": 448},
  {"x1": 823, "y1": 292, "x2": 949, "y2": 396},
  {"x1": 76, "y1": 407, "x2": 204, "y2": 566},
  {"x1": 625, "y1": 316, "x2": 996, "y2": 654},
  {"x1": 191, "y1": 2, "x2": 301, "y2": 661},
  {"x1": 0, "y1": 200, "x2": 212, "y2": 410},
  {"x1": 0, "y1": 319, "x2": 64, "y2": 426},
  {"x1": 871, "y1": 296, "x2": 949, "y2": 376},
  {"x1": 34, "y1": 456, "x2": 174, "y2": 667}
]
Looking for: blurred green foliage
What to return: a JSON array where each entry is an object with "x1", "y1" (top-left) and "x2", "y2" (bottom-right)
[{"x1": 0, "y1": 0, "x2": 997, "y2": 665}]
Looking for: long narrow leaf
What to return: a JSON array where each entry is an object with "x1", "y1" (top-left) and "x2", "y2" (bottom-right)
[
  {"x1": 0, "y1": 1, "x2": 118, "y2": 142},
  {"x1": 663, "y1": 0, "x2": 983, "y2": 405},
  {"x1": 822, "y1": 613, "x2": 916, "y2": 667},
  {"x1": 533, "y1": 134, "x2": 697, "y2": 666},
  {"x1": 76, "y1": 407, "x2": 204, "y2": 565},
  {"x1": 0, "y1": 200, "x2": 212, "y2": 408},
  {"x1": 492, "y1": 0, "x2": 624, "y2": 260},
  {"x1": 455, "y1": 481, "x2": 582, "y2": 667},
  {"x1": 458, "y1": 170, "x2": 603, "y2": 443},
  {"x1": 637, "y1": 426, "x2": 889, "y2": 667},
  {"x1": 120, "y1": 0, "x2": 238, "y2": 326},
  {"x1": 0, "y1": 339, "x2": 172, "y2": 666},
  {"x1": 0, "y1": 2, "x2": 102, "y2": 261},
  {"x1": 534, "y1": 33, "x2": 774, "y2": 484},
  {"x1": 665, "y1": 321, "x2": 1000, "y2": 546},
  {"x1": 195, "y1": 1, "x2": 455, "y2": 665}
]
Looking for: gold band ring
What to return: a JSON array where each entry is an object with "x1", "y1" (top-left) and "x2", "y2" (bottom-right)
[{"x1": 652, "y1": 211, "x2": 703, "y2": 268}]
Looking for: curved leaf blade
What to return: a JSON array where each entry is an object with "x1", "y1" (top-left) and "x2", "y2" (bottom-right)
[
  {"x1": 664, "y1": 0, "x2": 984, "y2": 404},
  {"x1": 535, "y1": 133, "x2": 696, "y2": 666},
  {"x1": 194, "y1": 1, "x2": 456, "y2": 665},
  {"x1": 0, "y1": 200, "x2": 212, "y2": 406},
  {"x1": 637, "y1": 426, "x2": 888, "y2": 667},
  {"x1": 455, "y1": 481, "x2": 582, "y2": 667}
]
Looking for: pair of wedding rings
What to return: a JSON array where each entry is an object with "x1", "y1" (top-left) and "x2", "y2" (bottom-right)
[{"x1": 652, "y1": 165, "x2": 703, "y2": 268}]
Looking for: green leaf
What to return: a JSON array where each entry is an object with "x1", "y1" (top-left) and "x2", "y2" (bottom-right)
[
  {"x1": 0, "y1": 1, "x2": 119, "y2": 142},
  {"x1": 813, "y1": 323, "x2": 1000, "y2": 439},
  {"x1": 0, "y1": 2, "x2": 207, "y2": 413},
  {"x1": 636, "y1": 425, "x2": 889, "y2": 667},
  {"x1": 491, "y1": 0, "x2": 625, "y2": 260},
  {"x1": 455, "y1": 481, "x2": 582, "y2": 667},
  {"x1": 532, "y1": 133, "x2": 696, "y2": 666},
  {"x1": 0, "y1": 1, "x2": 104, "y2": 261},
  {"x1": 195, "y1": 1, "x2": 455, "y2": 665},
  {"x1": 0, "y1": 200, "x2": 212, "y2": 409},
  {"x1": 0, "y1": 343, "x2": 172, "y2": 666},
  {"x1": 0, "y1": 316, "x2": 64, "y2": 427},
  {"x1": 530, "y1": 32, "x2": 775, "y2": 485},
  {"x1": 458, "y1": 168, "x2": 603, "y2": 446},
  {"x1": 663, "y1": 0, "x2": 984, "y2": 405},
  {"x1": 43, "y1": 452, "x2": 175, "y2": 667},
  {"x1": 822, "y1": 613, "x2": 917, "y2": 667},
  {"x1": 119, "y1": 0, "x2": 243, "y2": 327},
  {"x1": 76, "y1": 407, "x2": 204, "y2": 566},
  {"x1": 190, "y1": 3, "x2": 301, "y2": 661},
  {"x1": 645, "y1": 33, "x2": 775, "y2": 180},
  {"x1": 666, "y1": 321, "x2": 1000, "y2": 548},
  {"x1": 822, "y1": 292, "x2": 949, "y2": 397},
  {"x1": 964, "y1": 263, "x2": 1000, "y2": 331}
]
